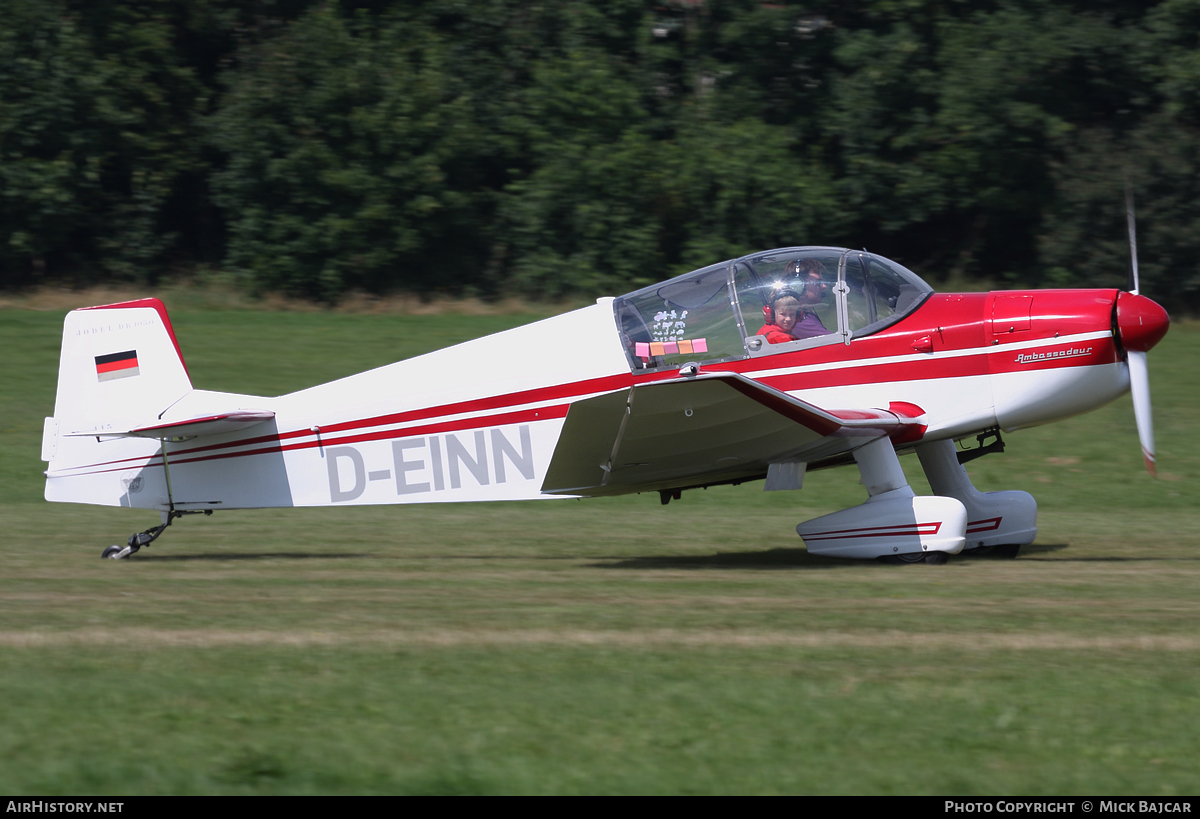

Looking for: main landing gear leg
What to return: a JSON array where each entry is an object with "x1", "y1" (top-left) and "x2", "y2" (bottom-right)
[
  {"x1": 915, "y1": 439, "x2": 1036, "y2": 559},
  {"x1": 101, "y1": 510, "x2": 212, "y2": 560}
]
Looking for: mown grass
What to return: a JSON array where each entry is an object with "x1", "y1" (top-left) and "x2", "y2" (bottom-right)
[{"x1": 0, "y1": 301, "x2": 1198, "y2": 794}]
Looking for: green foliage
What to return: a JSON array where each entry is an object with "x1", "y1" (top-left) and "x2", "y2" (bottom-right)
[
  {"x1": 209, "y1": 4, "x2": 484, "y2": 300},
  {"x1": 0, "y1": 0, "x2": 211, "y2": 286},
  {"x1": 6, "y1": 0, "x2": 1200, "y2": 310},
  {"x1": 668, "y1": 116, "x2": 843, "y2": 268},
  {"x1": 0, "y1": 1, "x2": 97, "y2": 277}
]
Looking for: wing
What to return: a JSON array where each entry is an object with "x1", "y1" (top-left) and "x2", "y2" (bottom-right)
[{"x1": 541, "y1": 372, "x2": 923, "y2": 496}]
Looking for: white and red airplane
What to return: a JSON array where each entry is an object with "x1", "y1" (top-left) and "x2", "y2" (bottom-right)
[{"x1": 42, "y1": 245, "x2": 1169, "y2": 562}]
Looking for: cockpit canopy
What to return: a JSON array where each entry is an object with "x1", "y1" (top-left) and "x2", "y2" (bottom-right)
[{"x1": 613, "y1": 247, "x2": 933, "y2": 372}]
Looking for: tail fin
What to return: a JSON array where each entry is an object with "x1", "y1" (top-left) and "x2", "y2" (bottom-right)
[
  {"x1": 50, "y1": 299, "x2": 192, "y2": 431},
  {"x1": 43, "y1": 299, "x2": 193, "y2": 508}
]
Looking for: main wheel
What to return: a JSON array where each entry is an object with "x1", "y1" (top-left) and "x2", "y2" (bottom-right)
[
  {"x1": 101, "y1": 545, "x2": 123, "y2": 559},
  {"x1": 879, "y1": 551, "x2": 947, "y2": 565},
  {"x1": 962, "y1": 543, "x2": 1021, "y2": 559}
]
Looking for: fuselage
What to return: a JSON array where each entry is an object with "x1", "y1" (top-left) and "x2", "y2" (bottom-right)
[{"x1": 43, "y1": 247, "x2": 1168, "y2": 513}]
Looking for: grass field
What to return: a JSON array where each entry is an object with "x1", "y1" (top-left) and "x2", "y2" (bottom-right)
[{"x1": 1, "y1": 297, "x2": 1198, "y2": 794}]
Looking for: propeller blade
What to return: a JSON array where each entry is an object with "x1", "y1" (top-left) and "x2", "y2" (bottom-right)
[
  {"x1": 1125, "y1": 179, "x2": 1140, "y2": 295},
  {"x1": 1127, "y1": 349, "x2": 1156, "y2": 476}
]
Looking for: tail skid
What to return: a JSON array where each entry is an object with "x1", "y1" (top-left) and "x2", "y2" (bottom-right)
[{"x1": 101, "y1": 508, "x2": 213, "y2": 560}]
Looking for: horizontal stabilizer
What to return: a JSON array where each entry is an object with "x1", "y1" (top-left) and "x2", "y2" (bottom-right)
[{"x1": 67, "y1": 410, "x2": 275, "y2": 441}]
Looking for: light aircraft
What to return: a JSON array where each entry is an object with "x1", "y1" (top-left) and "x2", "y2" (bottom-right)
[{"x1": 42, "y1": 245, "x2": 1168, "y2": 563}]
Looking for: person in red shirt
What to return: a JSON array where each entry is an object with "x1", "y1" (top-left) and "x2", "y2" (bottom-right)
[{"x1": 757, "y1": 286, "x2": 805, "y2": 344}]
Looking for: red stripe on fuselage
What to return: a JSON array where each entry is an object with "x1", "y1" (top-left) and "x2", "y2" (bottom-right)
[
  {"x1": 170, "y1": 405, "x2": 571, "y2": 468},
  {"x1": 55, "y1": 404, "x2": 572, "y2": 478},
  {"x1": 727, "y1": 338, "x2": 1116, "y2": 393},
  {"x1": 169, "y1": 372, "x2": 639, "y2": 461},
  {"x1": 53, "y1": 401, "x2": 581, "y2": 478}
]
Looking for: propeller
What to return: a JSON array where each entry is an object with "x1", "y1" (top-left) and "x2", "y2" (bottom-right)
[
  {"x1": 1126, "y1": 179, "x2": 1140, "y2": 295},
  {"x1": 1126, "y1": 348, "x2": 1155, "y2": 475},
  {"x1": 1118, "y1": 181, "x2": 1169, "y2": 476}
]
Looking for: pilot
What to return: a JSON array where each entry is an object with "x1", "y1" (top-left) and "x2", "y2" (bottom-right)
[
  {"x1": 757, "y1": 260, "x2": 831, "y2": 343},
  {"x1": 793, "y1": 260, "x2": 831, "y2": 339}
]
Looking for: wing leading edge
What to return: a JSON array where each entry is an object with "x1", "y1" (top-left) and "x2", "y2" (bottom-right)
[{"x1": 541, "y1": 372, "x2": 924, "y2": 496}]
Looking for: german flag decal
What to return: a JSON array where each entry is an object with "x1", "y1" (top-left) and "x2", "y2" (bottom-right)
[{"x1": 95, "y1": 350, "x2": 140, "y2": 382}]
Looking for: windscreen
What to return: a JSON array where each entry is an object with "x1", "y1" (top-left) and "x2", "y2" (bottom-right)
[
  {"x1": 613, "y1": 262, "x2": 743, "y2": 371},
  {"x1": 844, "y1": 252, "x2": 932, "y2": 337},
  {"x1": 735, "y1": 249, "x2": 841, "y2": 347}
]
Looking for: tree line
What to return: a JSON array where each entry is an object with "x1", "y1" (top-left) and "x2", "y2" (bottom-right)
[{"x1": 3, "y1": 0, "x2": 1199, "y2": 311}]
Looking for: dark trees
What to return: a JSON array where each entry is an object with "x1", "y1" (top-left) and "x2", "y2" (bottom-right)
[{"x1": 4, "y1": 0, "x2": 1200, "y2": 310}]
